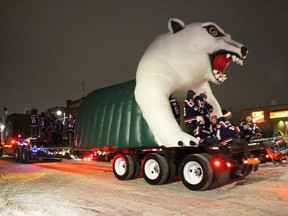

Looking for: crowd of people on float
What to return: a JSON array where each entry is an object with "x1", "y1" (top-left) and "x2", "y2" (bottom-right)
[
  {"x1": 170, "y1": 90, "x2": 262, "y2": 158},
  {"x1": 30, "y1": 109, "x2": 76, "y2": 145}
]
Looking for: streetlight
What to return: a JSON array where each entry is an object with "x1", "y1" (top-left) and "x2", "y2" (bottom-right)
[
  {"x1": 56, "y1": 110, "x2": 66, "y2": 125},
  {"x1": 0, "y1": 124, "x2": 4, "y2": 132}
]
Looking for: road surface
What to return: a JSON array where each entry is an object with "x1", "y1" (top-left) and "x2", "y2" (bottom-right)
[{"x1": 0, "y1": 156, "x2": 288, "y2": 216}]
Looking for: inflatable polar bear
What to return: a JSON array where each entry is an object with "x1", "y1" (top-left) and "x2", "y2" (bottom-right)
[{"x1": 135, "y1": 18, "x2": 248, "y2": 148}]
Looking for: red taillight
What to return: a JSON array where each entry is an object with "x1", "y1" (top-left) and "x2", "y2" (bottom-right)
[
  {"x1": 11, "y1": 139, "x2": 16, "y2": 144},
  {"x1": 226, "y1": 162, "x2": 232, "y2": 168},
  {"x1": 265, "y1": 154, "x2": 270, "y2": 159},
  {"x1": 212, "y1": 158, "x2": 232, "y2": 169},
  {"x1": 214, "y1": 160, "x2": 221, "y2": 167},
  {"x1": 212, "y1": 158, "x2": 222, "y2": 168}
]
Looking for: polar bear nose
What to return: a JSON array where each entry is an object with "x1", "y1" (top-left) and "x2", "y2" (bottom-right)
[{"x1": 241, "y1": 46, "x2": 248, "y2": 57}]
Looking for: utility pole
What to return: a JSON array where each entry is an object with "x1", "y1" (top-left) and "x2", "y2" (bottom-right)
[{"x1": 82, "y1": 80, "x2": 85, "y2": 98}]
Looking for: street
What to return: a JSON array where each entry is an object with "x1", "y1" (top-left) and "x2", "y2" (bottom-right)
[{"x1": 0, "y1": 156, "x2": 288, "y2": 216}]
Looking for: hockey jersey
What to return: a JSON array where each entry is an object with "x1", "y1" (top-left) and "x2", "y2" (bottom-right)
[
  {"x1": 169, "y1": 98, "x2": 180, "y2": 123},
  {"x1": 30, "y1": 114, "x2": 38, "y2": 127},
  {"x1": 193, "y1": 125, "x2": 213, "y2": 143},
  {"x1": 183, "y1": 98, "x2": 202, "y2": 123},
  {"x1": 216, "y1": 117, "x2": 240, "y2": 145},
  {"x1": 240, "y1": 121, "x2": 262, "y2": 140}
]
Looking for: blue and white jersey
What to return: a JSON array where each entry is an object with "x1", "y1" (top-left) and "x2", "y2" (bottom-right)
[
  {"x1": 193, "y1": 125, "x2": 213, "y2": 143},
  {"x1": 216, "y1": 117, "x2": 240, "y2": 145},
  {"x1": 169, "y1": 98, "x2": 180, "y2": 122},
  {"x1": 183, "y1": 98, "x2": 202, "y2": 123},
  {"x1": 30, "y1": 114, "x2": 38, "y2": 127},
  {"x1": 240, "y1": 121, "x2": 262, "y2": 140}
]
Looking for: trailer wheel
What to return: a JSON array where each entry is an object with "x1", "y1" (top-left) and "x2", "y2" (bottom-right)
[
  {"x1": 132, "y1": 158, "x2": 141, "y2": 179},
  {"x1": 179, "y1": 154, "x2": 214, "y2": 191},
  {"x1": 21, "y1": 149, "x2": 30, "y2": 164},
  {"x1": 244, "y1": 165, "x2": 253, "y2": 176},
  {"x1": 113, "y1": 153, "x2": 135, "y2": 180},
  {"x1": 142, "y1": 153, "x2": 169, "y2": 185},
  {"x1": 231, "y1": 164, "x2": 253, "y2": 179},
  {"x1": 14, "y1": 148, "x2": 21, "y2": 162}
]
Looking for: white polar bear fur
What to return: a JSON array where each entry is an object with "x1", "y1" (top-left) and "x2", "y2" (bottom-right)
[{"x1": 135, "y1": 18, "x2": 246, "y2": 148}]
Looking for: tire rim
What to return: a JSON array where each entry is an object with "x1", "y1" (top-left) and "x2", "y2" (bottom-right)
[
  {"x1": 114, "y1": 157, "x2": 126, "y2": 176},
  {"x1": 15, "y1": 151, "x2": 19, "y2": 159},
  {"x1": 144, "y1": 159, "x2": 160, "y2": 180},
  {"x1": 183, "y1": 161, "x2": 203, "y2": 185}
]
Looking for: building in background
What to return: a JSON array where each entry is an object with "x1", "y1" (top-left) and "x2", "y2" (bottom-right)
[
  {"x1": 241, "y1": 104, "x2": 288, "y2": 133},
  {"x1": 66, "y1": 98, "x2": 83, "y2": 116}
]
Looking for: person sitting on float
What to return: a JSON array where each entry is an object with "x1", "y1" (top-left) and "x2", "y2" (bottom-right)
[
  {"x1": 216, "y1": 110, "x2": 251, "y2": 158},
  {"x1": 240, "y1": 113, "x2": 262, "y2": 142},
  {"x1": 193, "y1": 116, "x2": 216, "y2": 145}
]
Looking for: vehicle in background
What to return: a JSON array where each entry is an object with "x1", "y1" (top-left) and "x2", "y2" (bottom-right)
[
  {"x1": 0, "y1": 113, "x2": 71, "y2": 163},
  {"x1": 1, "y1": 113, "x2": 31, "y2": 156},
  {"x1": 249, "y1": 129, "x2": 288, "y2": 163}
]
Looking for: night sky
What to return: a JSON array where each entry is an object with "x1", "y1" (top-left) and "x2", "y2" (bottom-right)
[{"x1": 1, "y1": 1, "x2": 287, "y2": 119}]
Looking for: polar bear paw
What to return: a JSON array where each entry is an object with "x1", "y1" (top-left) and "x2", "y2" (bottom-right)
[{"x1": 163, "y1": 131, "x2": 199, "y2": 147}]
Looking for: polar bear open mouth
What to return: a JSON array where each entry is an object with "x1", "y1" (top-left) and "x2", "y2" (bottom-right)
[{"x1": 210, "y1": 51, "x2": 244, "y2": 83}]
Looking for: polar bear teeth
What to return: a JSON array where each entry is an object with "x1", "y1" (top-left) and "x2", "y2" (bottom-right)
[
  {"x1": 226, "y1": 53, "x2": 231, "y2": 58},
  {"x1": 228, "y1": 54, "x2": 244, "y2": 66},
  {"x1": 213, "y1": 69, "x2": 228, "y2": 83},
  {"x1": 213, "y1": 69, "x2": 225, "y2": 82}
]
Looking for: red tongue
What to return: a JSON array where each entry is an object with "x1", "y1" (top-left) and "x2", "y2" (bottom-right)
[{"x1": 213, "y1": 54, "x2": 231, "y2": 70}]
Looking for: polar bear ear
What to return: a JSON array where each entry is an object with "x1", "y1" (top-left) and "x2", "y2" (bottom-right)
[{"x1": 168, "y1": 18, "x2": 185, "y2": 33}]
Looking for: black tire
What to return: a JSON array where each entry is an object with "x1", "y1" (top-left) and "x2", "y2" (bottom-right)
[
  {"x1": 231, "y1": 164, "x2": 253, "y2": 179},
  {"x1": 142, "y1": 153, "x2": 169, "y2": 185},
  {"x1": 21, "y1": 149, "x2": 30, "y2": 164},
  {"x1": 179, "y1": 154, "x2": 214, "y2": 191},
  {"x1": 244, "y1": 165, "x2": 253, "y2": 176},
  {"x1": 14, "y1": 148, "x2": 21, "y2": 162},
  {"x1": 166, "y1": 160, "x2": 177, "y2": 183},
  {"x1": 201, "y1": 153, "x2": 232, "y2": 190},
  {"x1": 112, "y1": 152, "x2": 135, "y2": 180},
  {"x1": 132, "y1": 158, "x2": 141, "y2": 179}
]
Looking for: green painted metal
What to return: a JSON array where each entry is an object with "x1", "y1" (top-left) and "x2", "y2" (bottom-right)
[{"x1": 75, "y1": 80, "x2": 158, "y2": 149}]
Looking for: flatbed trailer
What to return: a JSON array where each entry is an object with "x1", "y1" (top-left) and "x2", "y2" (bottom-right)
[
  {"x1": 74, "y1": 80, "x2": 262, "y2": 191},
  {"x1": 14, "y1": 138, "x2": 72, "y2": 163}
]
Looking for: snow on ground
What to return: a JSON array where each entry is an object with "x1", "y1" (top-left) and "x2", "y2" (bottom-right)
[{"x1": 0, "y1": 157, "x2": 288, "y2": 216}]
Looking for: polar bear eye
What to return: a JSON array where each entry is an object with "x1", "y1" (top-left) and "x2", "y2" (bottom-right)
[{"x1": 206, "y1": 25, "x2": 224, "y2": 37}]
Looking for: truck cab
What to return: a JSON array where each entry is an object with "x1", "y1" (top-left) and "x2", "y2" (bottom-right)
[{"x1": 1, "y1": 113, "x2": 31, "y2": 157}]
